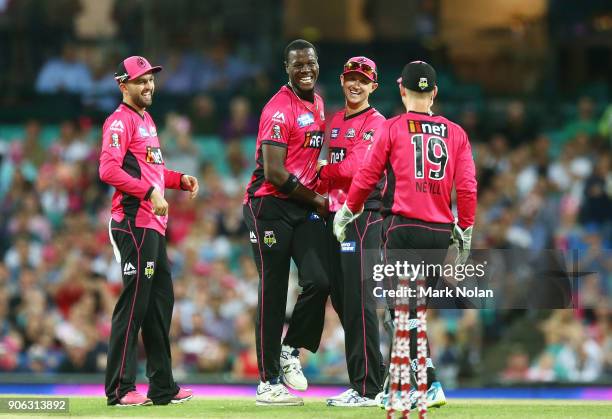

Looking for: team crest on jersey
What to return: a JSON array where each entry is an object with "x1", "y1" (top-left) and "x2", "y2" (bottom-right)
[
  {"x1": 271, "y1": 124, "x2": 282, "y2": 140},
  {"x1": 109, "y1": 119, "x2": 124, "y2": 133},
  {"x1": 110, "y1": 133, "x2": 120, "y2": 148},
  {"x1": 303, "y1": 131, "x2": 324, "y2": 149},
  {"x1": 345, "y1": 128, "x2": 356, "y2": 138},
  {"x1": 362, "y1": 129, "x2": 375, "y2": 142},
  {"x1": 144, "y1": 261, "x2": 155, "y2": 279},
  {"x1": 330, "y1": 128, "x2": 340, "y2": 139},
  {"x1": 146, "y1": 146, "x2": 164, "y2": 164},
  {"x1": 263, "y1": 231, "x2": 276, "y2": 247},
  {"x1": 297, "y1": 112, "x2": 315, "y2": 128},
  {"x1": 139, "y1": 126, "x2": 150, "y2": 137}
]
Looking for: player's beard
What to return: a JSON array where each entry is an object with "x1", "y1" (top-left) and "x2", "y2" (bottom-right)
[{"x1": 131, "y1": 89, "x2": 153, "y2": 109}]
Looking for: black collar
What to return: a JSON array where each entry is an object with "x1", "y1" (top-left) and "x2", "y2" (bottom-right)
[
  {"x1": 344, "y1": 106, "x2": 372, "y2": 121},
  {"x1": 121, "y1": 102, "x2": 146, "y2": 120}
]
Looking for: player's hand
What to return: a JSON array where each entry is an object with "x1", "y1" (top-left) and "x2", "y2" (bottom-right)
[
  {"x1": 333, "y1": 203, "x2": 362, "y2": 242},
  {"x1": 452, "y1": 224, "x2": 473, "y2": 265},
  {"x1": 180, "y1": 175, "x2": 199, "y2": 199},
  {"x1": 150, "y1": 188, "x2": 169, "y2": 216},
  {"x1": 314, "y1": 194, "x2": 329, "y2": 218},
  {"x1": 316, "y1": 159, "x2": 328, "y2": 174}
]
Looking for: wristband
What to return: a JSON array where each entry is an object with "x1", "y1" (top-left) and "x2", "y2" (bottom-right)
[{"x1": 278, "y1": 174, "x2": 300, "y2": 195}]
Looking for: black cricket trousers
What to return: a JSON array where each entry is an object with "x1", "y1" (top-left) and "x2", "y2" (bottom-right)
[
  {"x1": 243, "y1": 196, "x2": 330, "y2": 382},
  {"x1": 382, "y1": 214, "x2": 453, "y2": 387},
  {"x1": 327, "y1": 210, "x2": 384, "y2": 399},
  {"x1": 105, "y1": 218, "x2": 179, "y2": 405}
]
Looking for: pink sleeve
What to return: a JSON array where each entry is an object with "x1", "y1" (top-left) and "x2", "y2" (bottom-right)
[
  {"x1": 259, "y1": 102, "x2": 291, "y2": 148},
  {"x1": 99, "y1": 115, "x2": 154, "y2": 200},
  {"x1": 346, "y1": 122, "x2": 391, "y2": 212},
  {"x1": 164, "y1": 168, "x2": 183, "y2": 190},
  {"x1": 454, "y1": 129, "x2": 477, "y2": 228}
]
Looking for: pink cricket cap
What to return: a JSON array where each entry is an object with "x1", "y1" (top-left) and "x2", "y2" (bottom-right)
[
  {"x1": 114, "y1": 56, "x2": 162, "y2": 83},
  {"x1": 342, "y1": 56, "x2": 378, "y2": 82}
]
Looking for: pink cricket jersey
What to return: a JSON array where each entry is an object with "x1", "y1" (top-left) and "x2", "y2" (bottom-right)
[
  {"x1": 99, "y1": 103, "x2": 183, "y2": 235},
  {"x1": 244, "y1": 85, "x2": 325, "y2": 202},
  {"x1": 346, "y1": 111, "x2": 477, "y2": 228},
  {"x1": 319, "y1": 107, "x2": 386, "y2": 212}
]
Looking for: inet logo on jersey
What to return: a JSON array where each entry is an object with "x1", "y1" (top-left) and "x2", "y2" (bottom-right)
[
  {"x1": 146, "y1": 146, "x2": 164, "y2": 164},
  {"x1": 408, "y1": 120, "x2": 448, "y2": 138},
  {"x1": 272, "y1": 111, "x2": 285, "y2": 123},
  {"x1": 303, "y1": 131, "x2": 324, "y2": 149},
  {"x1": 123, "y1": 262, "x2": 137, "y2": 276},
  {"x1": 109, "y1": 119, "x2": 124, "y2": 133},
  {"x1": 329, "y1": 147, "x2": 347, "y2": 163}
]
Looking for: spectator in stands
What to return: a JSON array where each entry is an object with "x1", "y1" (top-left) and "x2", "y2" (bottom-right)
[
  {"x1": 194, "y1": 39, "x2": 250, "y2": 93},
  {"x1": 156, "y1": 49, "x2": 198, "y2": 95},
  {"x1": 189, "y1": 94, "x2": 219, "y2": 135},
  {"x1": 498, "y1": 100, "x2": 537, "y2": 147},
  {"x1": 35, "y1": 42, "x2": 93, "y2": 95},
  {"x1": 220, "y1": 96, "x2": 258, "y2": 141},
  {"x1": 563, "y1": 96, "x2": 599, "y2": 142}
]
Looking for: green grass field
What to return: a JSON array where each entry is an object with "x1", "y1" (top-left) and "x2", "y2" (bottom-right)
[{"x1": 0, "y1": 397, "x2": 610, "y2": 418}]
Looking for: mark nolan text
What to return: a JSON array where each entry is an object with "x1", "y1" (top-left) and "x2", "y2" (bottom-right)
[{"x1": 374, "y1": 286, "x2": 493, "y2": 299}]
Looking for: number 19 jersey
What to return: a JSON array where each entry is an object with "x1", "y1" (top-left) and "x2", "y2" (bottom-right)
[{"x1": 347, "y1": 111, "x2": 477, "y2": 228}]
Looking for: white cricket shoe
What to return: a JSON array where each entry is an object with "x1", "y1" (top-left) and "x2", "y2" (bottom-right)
[
  {"x1": 280, "y1": 345, "x2": 308, "y2": 391},
  {"x1": 255, "y1": 381, "x2": 304, "y2": 406},
  {"x1": 326, "y1": 389, "x2": 378, "y2": 407},
  {"x1": 410, "y1": 381, "x2": 447, "y2": 409}
]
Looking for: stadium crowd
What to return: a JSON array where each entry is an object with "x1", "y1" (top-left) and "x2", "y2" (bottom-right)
[{"x1": 0, "y1": 90, "x2": 610, "y2": 386}]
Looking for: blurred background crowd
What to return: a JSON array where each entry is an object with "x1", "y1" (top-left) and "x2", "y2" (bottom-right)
[{"x1": 0, "y1": 0, "x2": 610, "y2": 387}]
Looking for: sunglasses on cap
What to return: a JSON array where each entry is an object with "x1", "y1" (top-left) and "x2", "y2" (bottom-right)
[{"x1": 343, "y1": 61, "x2": 377, "y2": 81}]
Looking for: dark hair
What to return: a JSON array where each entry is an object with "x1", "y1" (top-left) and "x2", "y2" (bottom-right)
[{"x1": 284, "y1": 39, "x2": 317, "y2": 62}]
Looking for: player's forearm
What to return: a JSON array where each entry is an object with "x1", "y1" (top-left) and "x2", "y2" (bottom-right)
[
  {"x1": 163, "y1": 168, "x2": 184, "y2": 190},
  {"x1": 456, "y1": 190, "x2": 477, "y2": 228},
  {"x1": 99, "y1": 163, "x2": 153, "y2": 200}
]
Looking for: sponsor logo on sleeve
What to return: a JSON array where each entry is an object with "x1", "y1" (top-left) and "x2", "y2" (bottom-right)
[
  {"x1": 263, "y1": 231, "x2": 277, "y2": 247},
  {"x1": 340, "y1": 241, "x2": 356, "y2": 253},
  {"x1": 329, "y1": 147, "x2": 347, "y2": 163},
  {"x1": 297, "y1": 112, "x2": 315, "y2": 128},
  {"x1": 272, "y1": 111, "x2": 285, "y2": 123},
  {"x1": 345, "y1": 128, "x2": 356, "y2": 138},
  {"x1": 249, "y1": 231, "x2": 258, "y2": 243},
  {"x1": 303, "y1": 131, "x2": 324, "y2": 149},
  {"x1": 144, "y1": 261, "x2": 155, "y2": 279},
  {"x1": 362, "y1": 129, "x2": 375, "y2": 142},
  {"x1": 146, "y1": 146, "x2": 164, "y2": 164},
  {"x1": 271, "y1": 124, "x2": 282, "y2": 140},
  {"x1": 407, "y1": 120, "x2": 448, "y2": 138},
  {"x1": 139, "y1": 126, "x2": 150, "y2": 137},
  {"x1": 110, "y1": 133, "x2": 120, "y2": 148},
  {"x1": 330, "y1": 128, "x2": 340, "y2": 139},
  {"x1": 109, "y1": 119, "x2": 124, "y2": 133}
]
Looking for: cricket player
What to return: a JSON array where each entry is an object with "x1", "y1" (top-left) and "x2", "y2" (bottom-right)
[
  {"x1": 243, "y1": 40, "x2": 330, "y2": 406},
  {"x1": 99, "y1": 56, "x2": 197, "y2": 406},
  {"x1": 334, "y1": 61, "x2": 478, "y2": 408},
  {"x1": 317, "y1": 57, "x2": 386, "y2": 407}
]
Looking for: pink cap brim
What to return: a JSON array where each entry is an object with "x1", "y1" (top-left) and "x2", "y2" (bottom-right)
[{"x1": 342, "y1": 69, "x2": 377, "y2": 82}]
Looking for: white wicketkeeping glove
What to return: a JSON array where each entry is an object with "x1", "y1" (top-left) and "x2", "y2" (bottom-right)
[
  {"x1": 452, "y1": 224, "x2": 473, "y2": 265},
  {"x1": 333, "y1": 203, "x2": 362, "y2": 242}
]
